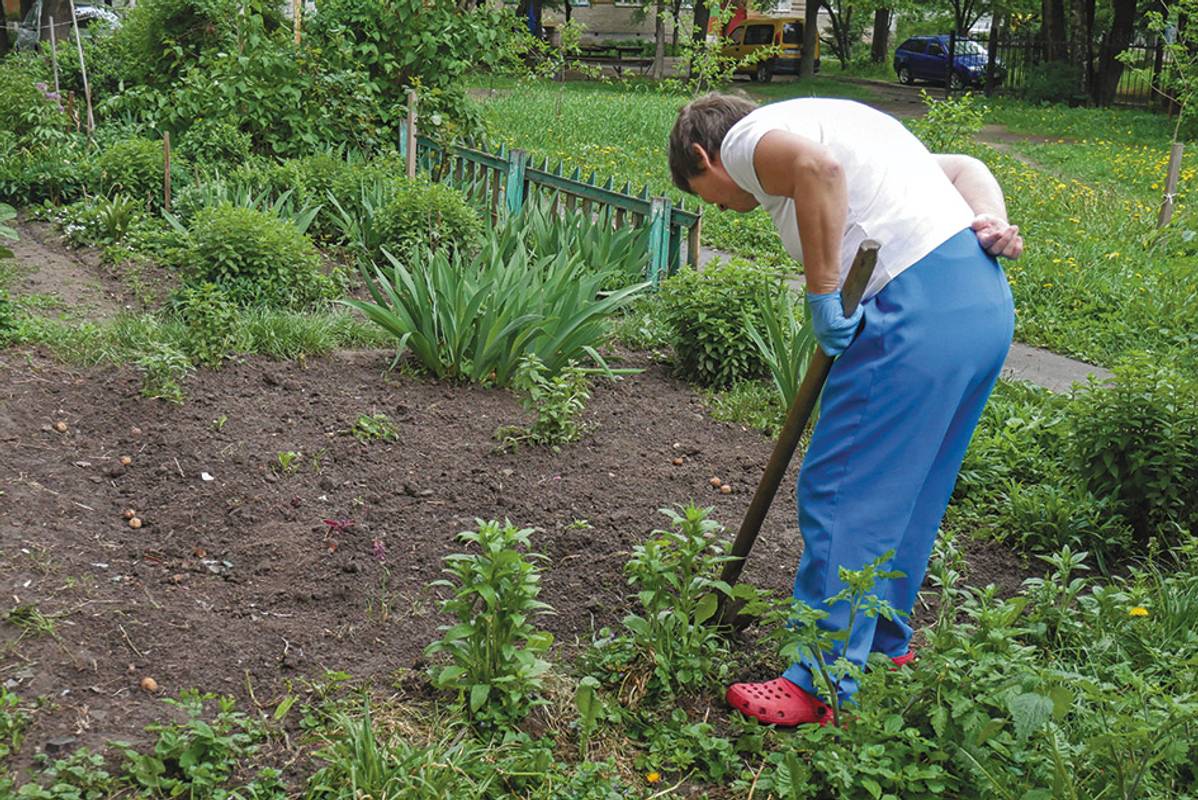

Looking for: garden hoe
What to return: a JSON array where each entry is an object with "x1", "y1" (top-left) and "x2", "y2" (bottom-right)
[{"x1": 713, "y1": 239, "x2": 879, "y2": 630}]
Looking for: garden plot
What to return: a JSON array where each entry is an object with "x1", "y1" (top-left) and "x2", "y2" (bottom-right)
[{"x1": 0, "y1": 336, "x2": 1027, "y2": 762}]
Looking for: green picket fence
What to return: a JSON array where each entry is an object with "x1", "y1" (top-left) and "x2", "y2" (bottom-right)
[{"x1": 400, "y1": 122, "x2": 701, "y2": 284}]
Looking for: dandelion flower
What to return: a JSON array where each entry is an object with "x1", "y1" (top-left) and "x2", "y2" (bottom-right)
[
  {"x1": 1129, "y1": 606, "x2": 1149, "y2": 617},
  {"x1": 647, "y1": 772, "x2": 662, "y2": 784}
]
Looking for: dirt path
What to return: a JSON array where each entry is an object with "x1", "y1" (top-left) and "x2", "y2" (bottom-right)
[{"x1": 4, "y1": 220, "x2": 129, "y2": 320}]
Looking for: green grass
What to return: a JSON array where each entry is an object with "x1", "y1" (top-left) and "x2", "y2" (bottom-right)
[
  {"x1": 483, "y1": 78, "x2": 1197, "y2": 367},
  {"x1": 478, "y1": 78, "x2": 880, "y2": 265},
  {"x1": 976, "y1": 141, "x2": 1196, "y2": 368},
  {"x1": 12, "y1": 308, "x2": 392, "y2": 367}
]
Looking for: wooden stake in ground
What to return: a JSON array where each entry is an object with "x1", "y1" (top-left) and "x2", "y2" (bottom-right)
[
  {"x1": 292, "y1": 0, "x2": 301, "y2": 45},
  {"x1": 1157, "y1": 141, "x2": 1184, "y2": 228},
  {"x1": 163, "y1": 132, "x2": 172, "y2": 213},
  {"x1": 67, "y1": 0, "x2": 95, "y2": 134},
  {"x1": 48, "y1": 15, "x2": 60, "y2": 95},
  {"x1": 405, "y1": 90, "x2": 418, "y2": 180}
]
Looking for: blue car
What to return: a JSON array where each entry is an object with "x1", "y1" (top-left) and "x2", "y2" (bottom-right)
[{"x1": 893, "y1": 35, "x2": 1004, "y2": 90}]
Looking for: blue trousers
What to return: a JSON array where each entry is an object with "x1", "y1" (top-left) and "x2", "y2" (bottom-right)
[{"x1": 783, "y1": 228, "x2": 1014, "y2": 700}]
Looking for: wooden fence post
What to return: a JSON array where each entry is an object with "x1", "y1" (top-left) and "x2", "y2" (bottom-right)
[
  {"x1": 687, "y1": 214, "x2": 703, "y2": 268},
  {"x1": 505, "y1": 149, "x2": 528, "y2": 217},
  {"x1": 48, "y1": 16, "x2": 60, "y2": 95},
  {"x1": 163, "y1": 132, "x2": 171, "y2": 212},
  {"x1": 647, "y1": 197, "x2": 670, "y2": 285},
  {"x1": 405, "y1": 90, "x2": 418, "y2": 180},
  {"x1": 1157, "y1": 141, "x2": 1184, "y2": 228},
  {"x1": 68, "y1": 0, "x2": 95, "y2": 135}
]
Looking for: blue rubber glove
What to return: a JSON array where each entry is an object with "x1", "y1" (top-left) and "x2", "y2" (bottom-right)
[{"x1": 807, "y1": 290, "x2": 865, "y2": 357}]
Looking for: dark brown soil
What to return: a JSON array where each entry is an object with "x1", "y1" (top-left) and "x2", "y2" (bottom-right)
[{"x1": 0, "y1": 343, "x2": 1025, "y2": 773}]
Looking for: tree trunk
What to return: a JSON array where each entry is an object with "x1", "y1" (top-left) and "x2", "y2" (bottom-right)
[
  {"x1": 870, "y1": 8, "x2": 890, "y2": 63},
  {"x1": 692, "y1": 0, "x2": 709, "y2": 43},
  {"x1": 1092, "y1": 0, "x2": 1135, "y2": 106},
  {"x1": 1042, "y1": 0, "x2": 1067, "y2": 61},
  {"x1": 1068, "y1": 0, "x2": 1092, "y2": 96},
  {"x1": 823, "y1": 0, "x2": 853, "y2": 66},
  {"x1": 671, "y1": 0, "x2": 682, "y2": 49},
  {"x1": 0, "y1": 4, "x2": 9, "y2": 59},
  {"x1": 800, "y1": 0, "x2": 819, "y2": 77},
  {"x1": 652, "y1": 0, "x2": 666, "y2": 79}
]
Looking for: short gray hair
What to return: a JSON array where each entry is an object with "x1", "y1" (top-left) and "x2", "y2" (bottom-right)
[{"x1": 668, "y1": 93, "x2": 757, "y2": 194}]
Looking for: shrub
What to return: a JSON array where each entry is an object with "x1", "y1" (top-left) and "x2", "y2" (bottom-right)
[
  {"x1": 1067, "y1": 354, "x2": 1198, "y2": 542},
  {"x1": 907, "y1": 89, "x2": 987, "y2": 153},
  {"x1": 93, "y1": 137, "x2": 187, "y2": 210},
  {"x1": 187, "y1": 204, "x2": 339, "y2": 308},
  {"x1": 0, "y1": 54, "x2": 70, "y2": 144},
  {"x1": 999, "y1": 481, "x2": 1134, "y2": 567},
  {"x1": 178, "y1": 118, "x2": 252, "y2": 166},
  {"x1": 172, "y1": 282, "x2": 238, "y2": 366},
  {"x1": 1020, "y1": 62, "x2": 1089, "y2": 106},
  {"x1": 659, "y1": 257, "x2": 782, "y2": 388},
  {"x1": 373, "y1": 180, "x2": 482, "y2": 259}
]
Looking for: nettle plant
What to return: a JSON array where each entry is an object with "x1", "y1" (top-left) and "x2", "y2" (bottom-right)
[{"x1": 424, "y1": 521, "x2": 554, "y2": 730}]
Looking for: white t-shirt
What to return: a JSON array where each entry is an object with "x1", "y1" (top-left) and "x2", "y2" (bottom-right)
[{"x1": 719, "y1": 98, "x2": 974, "y2": 299}]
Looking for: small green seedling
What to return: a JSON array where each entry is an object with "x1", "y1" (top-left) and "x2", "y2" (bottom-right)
[
  {"x1": 212, "y1": 415, "x2": 228, "y2": 432},
  {"x1": 351, "y1": 413, "x2": 399, "y2": 443},
  {"x1": 276, "y1": 451, "x2": 303, "y2": 474}
]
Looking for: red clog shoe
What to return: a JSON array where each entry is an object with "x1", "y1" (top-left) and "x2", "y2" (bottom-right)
[{"x1": 726, "y1": 677, "x2": 833, "y2": 727}]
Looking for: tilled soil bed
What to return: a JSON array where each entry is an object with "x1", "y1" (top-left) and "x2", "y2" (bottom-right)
[{"x1": 0, "y1": 345, "x2": 1024, "y2": 773}]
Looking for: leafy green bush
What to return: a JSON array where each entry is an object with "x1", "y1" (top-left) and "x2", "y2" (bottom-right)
[
  {"x1": 172, "y1": 282, "x2": 238, "y2": 366},
  {"x1": 102, "y1": 0, "x2": 282, "y2": 88},
  {"x1": 0, "y1": 54, "x2": 70, "y2": 144},
  {"x1": 424, "y1": 520, "x2": 553, "y2": 729},
  {"x1": 1067, "y1": 354, "x2": 1198, "y2": 542},
  {"x1": 347, "y1": 231, "x2": 646, "y2": 385},
  {"x1": 178, "y1": 117, "x2": 252, "y2": 166},
  {"x1": 907, "y1": 90, "x2": 987, "y2": 153},
  {"x1": 999, "y1": 481, "x2": 1134, "y2": 568},
  {"x1": 308, "y1": 0, "x2": 516, "y2": 135},
  {"x1": 373, "y1": 180, "x2": 482, "y2": 259},
  {"x1": 93, "y1": 137, "x2": 186, "y2": 210},
  {"x1": 187, "y1": 204, "x2": 340, "y2": 308},
  {"x1": 1020, "y1": 62, "x2": 1089, "y2": 106},
  {"x1": 659, "y1": 258, "x2": 782, "y2": 388}
]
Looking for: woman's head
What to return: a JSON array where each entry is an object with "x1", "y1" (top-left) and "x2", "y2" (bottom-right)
[{"x1": 668, "y1": 93, "x2": 759, "y2": 212}]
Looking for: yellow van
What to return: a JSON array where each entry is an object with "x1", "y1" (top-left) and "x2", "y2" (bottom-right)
[{"x1": 722, "y1": 16, "x2": 820, "y2": 82}]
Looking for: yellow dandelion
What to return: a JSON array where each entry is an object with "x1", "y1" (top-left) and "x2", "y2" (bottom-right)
[
  {"x1": 1129, "y1": 606, "x2": 1149, "y2": 617},
  {"x1": 646, "y1": 771, "x2": 662, "y2": 784}
]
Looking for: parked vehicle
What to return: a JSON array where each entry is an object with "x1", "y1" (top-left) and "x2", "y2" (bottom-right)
[
  {"x1": 722, "y1": 16, "x2": 820, "y2": 83},
  {"x1": 893, "y1": 35, "x2": 1005, "y2": 89},
  {"x1": 15, "y1": 0, "x2": 119, "y2": 52}
]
